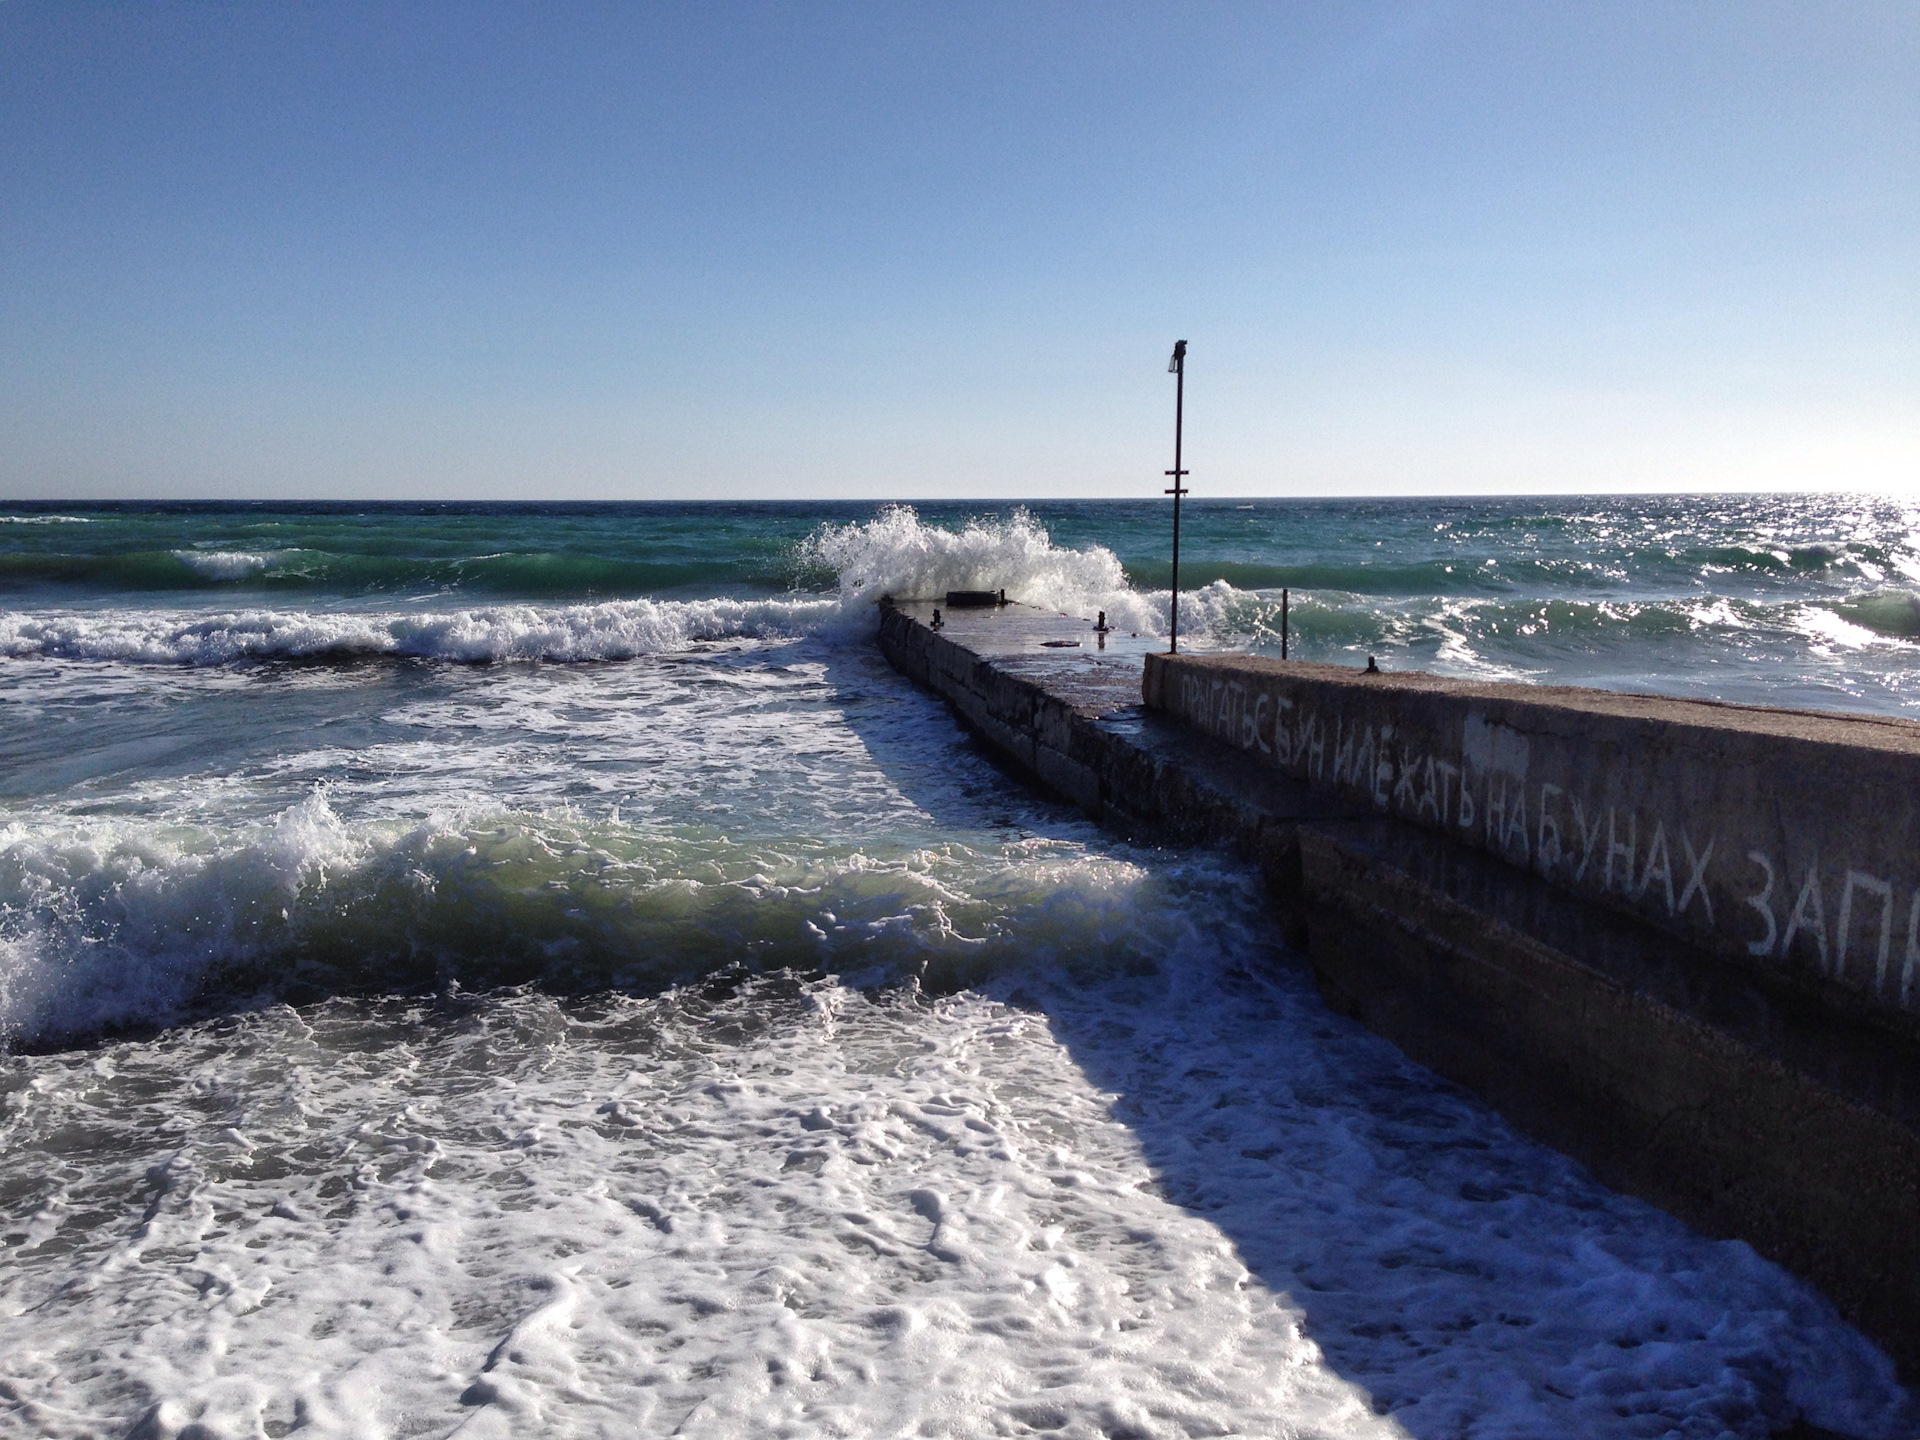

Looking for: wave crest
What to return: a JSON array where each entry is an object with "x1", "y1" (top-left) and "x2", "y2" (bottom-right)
[
  {"x1": 1, "y1": 509, "x2": 1213, "y2": 664},
  {"x1": 0, "y1": 595, "x2": 839, "y2": 666},
  {"x1": 0, "y1": 793, "x2": 1183, "y2": 1050},
  {"x1": 798, "y1": 505, "x2": 1193, "y2": 636},
  {"x1": 1834, "y1": 588, "x2": 1920, "y2": 640},
  {"x1": 173, "y1": 549, "x2": 278, "y2": 580},
  {"x1": 801, "y1": 505, "x2": 1122, "y2": 609}
]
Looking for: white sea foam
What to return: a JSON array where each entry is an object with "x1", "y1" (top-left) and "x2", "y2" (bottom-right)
[
  {"x1": 0, "y1": 785, "x2": 1163, "y2": 1049},
  {"x1": 172, "y1": 549, "x2": 279, "y2": 580},
  {"x1": 0, "y1": 983, "x2": 1403, "y2": 1439},
  {"x1": 0, "y1": 638, "x2": 1041, "y2": 1049},
  {"x1": 800, "y1": 504, "x2": 1245, "y2": 640},
  {"x1": 0, "y1": 595, "x2": 841, "y2": 666},
  {"x1": 0, "y1": 513, "x2": 90, "y2": 524},
  {"x1": 1, "y1": 968, "x2": 1910, "y2": 1439},
  {"x1": 803, "y1": 505, "x2": 1132, "y2": 612},
  {"x1": 0, "y1": 791, "x2": 357, "y2": 1046}
]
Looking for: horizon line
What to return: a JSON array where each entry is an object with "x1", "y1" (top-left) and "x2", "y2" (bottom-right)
[{"x1": 2, "y1": 487, "x2": 1908, "y2": 508}]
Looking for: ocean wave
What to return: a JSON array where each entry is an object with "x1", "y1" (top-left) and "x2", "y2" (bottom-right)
[
  {"x1": 1686, "y1": 539, "x2": 1907, "y2": 581},
  {"x1": 802, "y1": 504, "x2": 1126, "y2": 607},
  {"x1": 1198, "y1": 591, "x2": 1693, "y2": 649},
  {"x1": 1833, "y1": 587, "x2": 1920, "y2": 640},
  {"x1": 1213, "y1": 589, "x2": 1920, "y2": 647},
  {"x1": 2, "y1": 507, "x2": 1177, "y2": 616},
  {"x1": 0, "y1": 793, "x2": 1177, "y2": 1050},
  {"x1": 0, "y1": 595, "x2": 840, "y2": 665},
  {"x1": 798, "y1": 504, "x2": 1198, "y2": 637},
  {"x1": 11, "y1": 571, "x2": 1910, "y2": 675},
  {"x1": 1178, "y1": 588, "x2": 1920, "y2": 691},
  {"x1": 0, "y1": 546, "x2": 808, "y2": 596},
  {"x1": 1119, "y1": 558, "x2": 1518, "y2": 595},
  {"x1": 173, "y1": 548, "x2": 278, "y2": 580},
  {"x1": 0, "y1": 507, "x2": 1207, "y2": 666},
  {"x1": 1116, "y1": 539, "x2": 1914, "y2": 600}
]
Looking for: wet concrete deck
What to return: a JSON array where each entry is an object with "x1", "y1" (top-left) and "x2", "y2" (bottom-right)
[
  {"x1": 877, "y1": 597, "x2": 1920, "y2": 1382},
  {"x1": 886, "y1": 598, "x2": 1155, "y2": 712}
]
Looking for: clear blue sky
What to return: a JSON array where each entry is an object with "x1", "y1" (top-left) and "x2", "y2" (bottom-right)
[{"x1": 2, "y1": 2, "x2": 1914, "y2": 500}]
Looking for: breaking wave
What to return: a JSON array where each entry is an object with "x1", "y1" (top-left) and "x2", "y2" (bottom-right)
[
  {"x1": 171, "y1": 549, "x2": 278, "y2": 580},
  {"x1": 12, "y1": 505, "x2": 1917, "y2": 680},
  {"x1": 802, "y1": 505, "x2": 1127, "y2": 609},
  {"x1": 0, "y1": 507, "x2": 1211, "y2": 666},
  {"x1": 0, "y1": 596, "x2": 841, "y2": 665},
  {"x1": 799, "y1": 504, "x2": 1213, "y2": 638},
  {"x1": 1834, "y1": 587, "x2": 1920, "y2": 640},
  {"x1": 0, "y1": 546, "x2": 815, "y2": 596},
  {"x1": 0, "y1": 792, "x2": 1179, "y2": 1050}
]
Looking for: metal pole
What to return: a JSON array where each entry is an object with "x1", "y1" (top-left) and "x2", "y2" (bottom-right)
[
  {"x1": 1165, "y1": 340, "x2": 1188, "y2": 654},
  {"x1": 1282, "y1": 587, "x2": 1289, "y2": 660}
]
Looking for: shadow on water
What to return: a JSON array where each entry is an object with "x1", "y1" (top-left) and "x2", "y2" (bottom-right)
[
  {"x1": 1029, "y1": 961, "x2": 1901, "y2": 1439},
  {"x1": 813, "y1": 639, "x2": 1055, "y2": 831}
]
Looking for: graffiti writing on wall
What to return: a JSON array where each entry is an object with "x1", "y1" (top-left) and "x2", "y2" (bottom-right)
[{"x1": 1175, "y1": 671, "x2": 1920, "y2": 1010}]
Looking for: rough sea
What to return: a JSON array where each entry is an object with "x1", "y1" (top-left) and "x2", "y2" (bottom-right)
[{"x1": 3, "y1": 496, "x2": 1918, "y2": 1440}]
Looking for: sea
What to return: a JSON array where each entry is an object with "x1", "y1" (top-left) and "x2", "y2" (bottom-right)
[{"x1": 2, "y1": 495, "x2": 1918, "y2": 1440}]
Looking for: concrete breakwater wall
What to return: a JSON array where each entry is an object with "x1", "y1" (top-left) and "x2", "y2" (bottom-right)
[
  {"x1": 879, "y1": 600, "x2": 1920, "y2": 1379},
  {"x1": 1146, "y1": 653, "x2": 1920, "y2": 1035}
]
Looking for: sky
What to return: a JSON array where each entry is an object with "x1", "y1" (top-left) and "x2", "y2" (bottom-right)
[{"x1": 1, "y1": 2, "x2": 1915, "y2": 502}]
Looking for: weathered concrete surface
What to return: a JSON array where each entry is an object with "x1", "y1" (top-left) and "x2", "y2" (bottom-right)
[
  {"x1": 875, "y1": 600, "x2": 1354, "y2": 924},
  {"x1": 877, "y1": 599, "x2": 1147, "y2": 820},
  {"x1": 1145, "y1": 652, "x2": 1920, "y2": 1036},
  {"x1": 879, "y1": 600, "x2": 1920, "y2": 1377}
]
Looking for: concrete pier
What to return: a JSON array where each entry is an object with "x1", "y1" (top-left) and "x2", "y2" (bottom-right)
[
  {"x1": 878, "y1": 598, "x2": 1920, "y2": 1379},
  {"x1": 1144, "y1": 653, "x2": 1920, "y2": 1034}
]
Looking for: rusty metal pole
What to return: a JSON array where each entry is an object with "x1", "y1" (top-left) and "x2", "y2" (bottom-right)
[{"x1": 1165, "y1": 340, "x2": 1188, "y2": 654}]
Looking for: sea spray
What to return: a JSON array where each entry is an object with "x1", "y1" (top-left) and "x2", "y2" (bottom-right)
[
  {"x1": 794, "y1": 503, "x2": 1277, "y2": 641},
  {"x1": 800, "y1": 505, "x2": 1131, "y2": 612},
  {"x1": 170, "y1": 549, "x2": 280, "y2": 581}
]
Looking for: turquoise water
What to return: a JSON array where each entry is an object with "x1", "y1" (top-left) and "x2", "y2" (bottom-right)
[
  {"x1": 6, "y1": 494, "x2": 1918, "y2": 713},
  {"x1": 8, "y1": 495, "x2": 1920, "y2": 611},
  {"x1": 2, "y1": 496, "x2": 1916, "y2": 1438}
]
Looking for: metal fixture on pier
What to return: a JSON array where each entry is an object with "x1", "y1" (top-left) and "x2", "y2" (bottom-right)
[{"x1": 1165, "y1": 339, "x2": 1189, "y2": 655}]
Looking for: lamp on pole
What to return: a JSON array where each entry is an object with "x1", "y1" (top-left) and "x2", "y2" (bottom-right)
[{"x1": 1165, "y1": 339, "x2": 1189, "y2": 654}]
